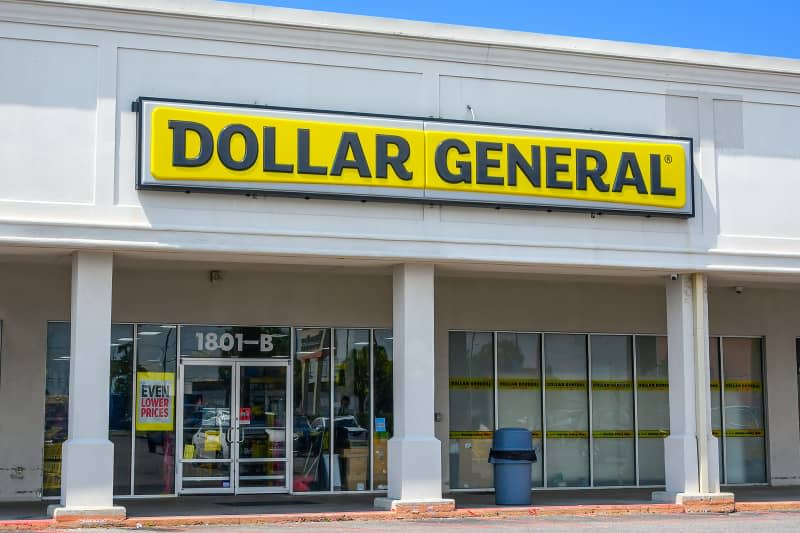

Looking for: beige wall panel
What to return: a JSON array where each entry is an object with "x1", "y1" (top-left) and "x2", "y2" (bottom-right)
[{"x1": 112, "y1": 268, "x2": 392, "y2": 327}]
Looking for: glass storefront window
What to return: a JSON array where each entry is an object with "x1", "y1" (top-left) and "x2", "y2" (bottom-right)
[
  {"x1": 373, "y1": 330, "x2": 393, "y2": 491},
  {"x1": 45, "y1": 322, "x2": 768, "y2": 495},
  {"x1": 43, "y1": 322, "x2": 137, "y2": 497},
  {"x1": 293, "y1": 328, "x2": 332, "y2": 492},
  {"x1": 722, "y1": 338, "x2": 766, "y2": 484},
  {"x1": 544, "y1": 334, "x2": 589, "y2": 487},
  {"x1": 109, "y1": 324, "x2": 134, "y2": 495},
  {"x1": 635, "y1": 335, "x2": 669, "y2": 486},
  {"x1": 448, "y1": 331, "x2": 494, "y2": 490},
  {"x1": 43, "y1": 322, "x2": 71, "y2": 497},
  {"x1": 133, "y1": 324, "x2": 178, "y2": 495},
  {"x1": 496, "y1": 332, "x2": 543, "y2": 487},
  {"x1": 591, "y1": 335, "x2": 635, "y2": 486},
  {"x1": 446, "y1": 331, "x2": 676, "y2": 489},
  {"x1": 44, "y1": 323, "x2": 392, "y2": 497},
  {"x1": 333, "y1": 329, "x2": 371, "y2": 491}
]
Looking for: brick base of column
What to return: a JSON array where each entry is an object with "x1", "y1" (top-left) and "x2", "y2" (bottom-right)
[
  {"x1": 652, "y1": 491, "x2": 735, "y2": 513},
  {"x1": 48, "y1": 505, "x2": 127, "y2": 523},
  {"x1": 374, "y1": 497, "x2": 455, "y2": 514}
]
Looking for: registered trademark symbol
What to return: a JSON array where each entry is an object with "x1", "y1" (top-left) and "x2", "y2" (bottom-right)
[{"x1": 664, "y1": 154, "x2": 673, "y2": 164}]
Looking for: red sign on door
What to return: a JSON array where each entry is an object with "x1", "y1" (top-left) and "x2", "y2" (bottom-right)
[{"x1": 239, "y1": 407, "x2": 251, "y2": 425}]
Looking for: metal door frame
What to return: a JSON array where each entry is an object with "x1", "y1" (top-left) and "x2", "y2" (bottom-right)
[{"x1": 177, "y1": 358, "x2": 291, "y2": 495}]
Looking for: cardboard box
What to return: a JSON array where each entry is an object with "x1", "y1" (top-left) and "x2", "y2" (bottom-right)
[
  {"x1": 342, "y1": 447, "x2": 369, "y2": 490},
  {"x1": 454, "y1": 438, "x2": 493, "y2": 489}
]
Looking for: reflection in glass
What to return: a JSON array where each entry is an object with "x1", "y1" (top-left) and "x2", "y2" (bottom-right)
[
  {"x1": 373, "y1": 330, "x2": 393, "y2": 490},
  {"x1": 43, "y1": 322, "x2": 71, "y2": 497},
  {"x1": 496, "y1": 332, "x2": 543, "y2": 487},
  {"x1": 709, "y1": 337, "x2": 724, "y2": 481},
  {"x1": 334, "y1": 329, "x2": 371, "y2": 491},
  {"x1": 722, "y1": 338, "x2": 766, "y2": 484},
  {"x1": 544, "y1": 334, "x2": 589, "y2": 487},
  {"x1": 182, "y1": 365, "x2": 232, "y2": 461},
  {"x1": 238, "y1": 366, "x2": 286, "y2": 458},
  {"x1": 293, "y1": 328, "x2": 332, "y2": 492},
  {"x1": 449, "y1": 331, "x2": 494, "y2": 489},
  {"x1": 635, "y1": 336, "x2": 669, "y2": 485},
  {"x1": 591, "y1": 335, "x2": 635, "y2": 486},
  {"x1": 134, "y1": 324, "x2": 178, "y2": 495},
  {"x1": 237, "y1": 365, "x2": 288, "y2": 491},
  {"x1": 109, "y1": 324, "x2": 134, "y2": 495}
]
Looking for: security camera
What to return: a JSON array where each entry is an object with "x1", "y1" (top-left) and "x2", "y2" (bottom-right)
[
  {"x1": 735, "y1": 286, "x2": 744, "y2": 294},
  {"x1": 669, "y1": 274, "x2": 679, "y2": 281}
]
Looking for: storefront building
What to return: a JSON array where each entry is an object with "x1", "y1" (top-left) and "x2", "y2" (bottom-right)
[{"x1": 1, "y1": 0, "x2": 800, "y2": 518}]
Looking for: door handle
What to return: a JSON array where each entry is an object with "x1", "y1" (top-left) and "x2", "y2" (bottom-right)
[
  {"x1": 225, "y1": 427, "x2": 234, "y2": 444},
  {"x1": 237, "y1": 426, "x2": 245, "y2": 444}
]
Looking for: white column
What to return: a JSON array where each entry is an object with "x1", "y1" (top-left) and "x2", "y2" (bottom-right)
[
  {"x1": 50, "y1": 252, "x2": 125, "y2": 520},
  {"x1": 375, "y1": 264, "x2": 453, "y2": 511},
  {"x1": 662, "y1": 274, "x2": 700, "y2": 496},
  {"x1": 654, "y1": 273, "x2": 727, "y2": 505},
  {"x1": 691, "y1": 274, "x2": 721, "y2": 494}
]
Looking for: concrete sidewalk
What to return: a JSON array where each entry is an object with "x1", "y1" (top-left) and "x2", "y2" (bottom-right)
[{"x1": 1, "y1": 487, "x2": 799, "y2": 529}]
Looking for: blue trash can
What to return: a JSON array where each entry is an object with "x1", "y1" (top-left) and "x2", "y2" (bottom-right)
[{"x1": 488, "y1": 428, "x2": 537, "y2": 505}]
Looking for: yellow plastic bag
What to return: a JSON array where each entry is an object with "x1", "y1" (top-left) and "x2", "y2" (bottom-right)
[{"x1": 205, "y1": 430, "x2": 221, "y2": 452}]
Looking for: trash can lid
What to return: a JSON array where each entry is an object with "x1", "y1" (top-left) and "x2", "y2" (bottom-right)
[
  {"x1": 488, "y1": 448, "x2": 537, "y2": 463},
  {"x1": 493, "y1": 428, "x2": 533, "y2": 451}
]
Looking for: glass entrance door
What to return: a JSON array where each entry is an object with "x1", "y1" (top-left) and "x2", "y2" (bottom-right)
[
  {"x1": 179, "y1": 362, "x2": 234, "y2": 493},
  {"x1": 236, "y1": 363, "x2": 289, "y2": 493},
  {"x1": 178, "y1": 361, "x2": 289, "y2": 494}
]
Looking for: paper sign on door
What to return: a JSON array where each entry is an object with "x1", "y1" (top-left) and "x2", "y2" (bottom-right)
[{"x1": 240, "y1": 407, "x2": 251, "y2": 425}]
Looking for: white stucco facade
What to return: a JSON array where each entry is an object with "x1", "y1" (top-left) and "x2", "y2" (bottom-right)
[{"x1": 1, "y1": 0, "x2": 800, "y2": 515}]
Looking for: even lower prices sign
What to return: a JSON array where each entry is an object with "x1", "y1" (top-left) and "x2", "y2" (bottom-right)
[{"x1": 136, "y1": 372, "x2": 175, "y2": 431}]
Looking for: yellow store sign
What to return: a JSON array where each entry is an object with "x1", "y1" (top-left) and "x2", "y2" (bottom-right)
[{"x1": 137, "y1": 98, "x2": 694, "y2": 216}]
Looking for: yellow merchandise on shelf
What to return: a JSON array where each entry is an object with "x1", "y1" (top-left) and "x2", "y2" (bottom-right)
[
  {"x1": 373, "y1": 437, "x2": 389, "y2": 489},
  {"x1": 43, "y1": 442, "x2": 62, "y2": 460},
  {"x1": 183, "y1": 444, "x2": 196, "y2": 459}
]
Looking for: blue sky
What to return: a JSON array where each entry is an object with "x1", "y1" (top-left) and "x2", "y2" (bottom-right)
[{"x1": 223, "y1": 0, "x2": 800, "y2": 59}]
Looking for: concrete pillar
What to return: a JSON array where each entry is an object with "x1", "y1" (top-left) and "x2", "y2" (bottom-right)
[
  {"x1": 50, "y1": 252, "x2": 125, "y2": 520},
  {"x1": 654, "y1": 274, "x2": 731, "y2": 509},
  {"x1": 375, "y1": 264, "x2": 453, "y2": 511}
]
